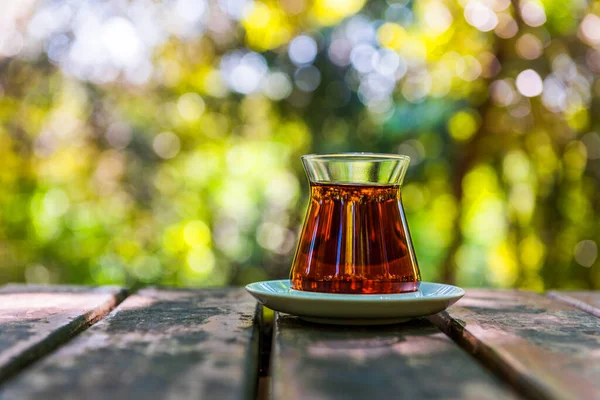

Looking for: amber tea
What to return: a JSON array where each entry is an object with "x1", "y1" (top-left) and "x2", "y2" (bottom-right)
[{"x1": 290, "y1": 182, "x2": 420, "y2": 294}]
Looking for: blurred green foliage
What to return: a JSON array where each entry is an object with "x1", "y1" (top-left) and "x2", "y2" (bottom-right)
[{"x1": 0, "y1": 0, "x2": 599, "y2": 290}]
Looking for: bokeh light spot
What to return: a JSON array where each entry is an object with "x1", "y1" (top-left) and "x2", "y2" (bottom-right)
[
  {"x1": 177, "y1": 92, "x2": 205, "y2": 121},
  {"x1": 464, "y1": 1, "x2": 498, "y2": 32},
  {"x1": 574, "y1": 240, "x2": 597, "y2": 267},
  {"x1": 219, "y1": 0, "x2": 252, "y2": 20},
  {"x1": 153, "y1": 132, "x2": 181, "y2": 159},
  {"x1": 494, "y1": 14, "x2": 518, "y2": 38},
  {"x1": 105, "y1": 123, "x2": 132, "y2": 150},
  {"x1": 131, "y1": 256, "x2": 162, "y2": 282},
  {"x1": 243, "y1": 3, "x2": 292, "y2": 50},
  {"x1": 288, "y1": 35, "x2": 318, "y2": 65},
  {"x1": 520, "y1": 234, "x2": 545, "y2": 269},
  {"x1": 510, "y1": 183, "x2": 535, "y2": 217},
  {"x1": 373, "y1": 49, "x2": 401, "y2": 76},
  {"x1": 520, "y1": 1, "x2": 546, "y2": 27},
  {"x1": 515, "y1": 33, "x2": 543, "y2": 60},
  {"x1": 294, "y1": 65, "x2": 321, "y2": 92},
  {"x1": 401, "y1": 71, "x2": 431, "y2": 103},
  {"x1": 516, "y1": 69, "x2": 543, "y2": 97},
  {"x1": 580, "y1": 14, "x2": 600, "y2": 45},
  {"x1": 263, "y1": 72, "x2": 293, "y2": 100},
  {"x1": 448, "y1": 110, "x2": 480, "y2": 141},
  {"x1": 25, "y1": 264, "x2": 51, "y2": 284},
  {"x1": 542, "y1": 74, "x2": 567, "y2": 112},
  {"x1": 0, "y1": 30, "x2": 24, "y2": 57},
  {"x1": 328, "y1": 38, "x2": 352, "y2": 66},
  {"x1": 280, "y1": 0, "x2": 307, "y2": 15},
  {"x1": 221, "y1": 51, "x2": 268, "y2": 94},
  {"x1": 503, "y1": 150, "x2": 530, "y2": 183},
  {"x1": 351, "y1": 44, "x2": 377, "y2": 73},
  {"x1": 423, "y1": 2, "x2": 453, "y2": 35},
  {"x1": 43, "y1": 189, "x2": 70, "y2": 218},
  {"x1": 183, "y1": 220, "x2": 211, "y2": 247},
  {"x1": 101, "y1": 17, "x2": 143, "y2": 69},
  {"x1": 456, "y1": 56, "x2": 482, "y2": 81},
  {"x1": 377, "y1": 23, "x2": 407, "y2": 50},
  {"x1": 186, "y1": 246, "x2": 216, "y2": 274},
  {"x1": 311, "y1": 0, "x2": 366, "y2": 26}
]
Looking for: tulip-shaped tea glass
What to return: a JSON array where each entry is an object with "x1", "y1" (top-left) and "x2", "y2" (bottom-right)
[{"x1": 290, "y1": 153, "x2": 421, "y2": 294}]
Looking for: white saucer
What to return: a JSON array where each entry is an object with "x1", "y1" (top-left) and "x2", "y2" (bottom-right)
[{"x1": 245, "y1": 280, "x2": 465, "y2": 325}]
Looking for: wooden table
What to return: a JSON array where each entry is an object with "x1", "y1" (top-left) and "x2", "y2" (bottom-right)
[{"x1": 0, "y1": 285, "x2": 598, "y2": 400}]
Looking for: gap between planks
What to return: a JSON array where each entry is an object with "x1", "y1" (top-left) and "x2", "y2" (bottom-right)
[
  {"x1": 548, "y1": 291, "x2": 600, "y2": 318},
  {"x1": 256, "y1": 306, "x2": 274, "y2": 400}
]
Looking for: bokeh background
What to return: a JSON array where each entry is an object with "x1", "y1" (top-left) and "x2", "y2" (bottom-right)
[{"x1": 1, "y1": 0, "x2": 599, "y2": 290}]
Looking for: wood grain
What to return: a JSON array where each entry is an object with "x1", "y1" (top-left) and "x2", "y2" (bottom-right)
[
  {"x1": 548, "y1": 291, "x2": 600, "y2": 318},
  {"x1": 271, "y1": 314, "x2": 520, "y2": 400},
  {"x1": 0, "y1": 284, "x2": 126, "y2": 382},
  {"x1": 0, "y1": 287, "x2": 260, "y2": 400},
  {"x1": 430, "y1": 290, "x2": 600, "y2": 400}
]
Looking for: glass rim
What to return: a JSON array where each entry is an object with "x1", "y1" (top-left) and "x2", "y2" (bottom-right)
[{"x1": 301, "y1": 152, "x2": 411, "y2": 162}]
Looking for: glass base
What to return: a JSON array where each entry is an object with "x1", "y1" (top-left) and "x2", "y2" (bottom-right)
[{"x1": 291, "y1": 277, "x2": 420, "y2": 294}]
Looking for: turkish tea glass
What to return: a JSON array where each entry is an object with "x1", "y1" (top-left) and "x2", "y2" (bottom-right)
[{"x1": 290, "y1": 153, "x2": 421, "y2": 294}]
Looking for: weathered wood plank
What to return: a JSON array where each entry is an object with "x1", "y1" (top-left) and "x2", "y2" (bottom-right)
[
  {"x1": 430, "y1": 290, "x2": 600, "y2": 400},
  {"x1": 0, "y1": 284, "x2": 126, "y2": 382},
  {"x1": 272, "y1": 314, "x2": 520, "y2": 400},
  {"x1": 548, "y1": 291, "x2": 600, "y2": 318},
  {"x1": 0, "y1": 288, "x2": 260, "y2": 400}
]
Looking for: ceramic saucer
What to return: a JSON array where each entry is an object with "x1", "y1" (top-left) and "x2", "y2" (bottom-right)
[{"x1": 245, "y1": 280, "x2": 465, "y2": 325}]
